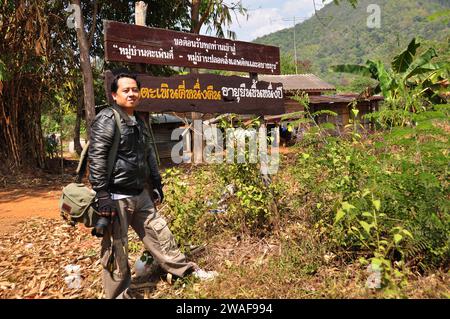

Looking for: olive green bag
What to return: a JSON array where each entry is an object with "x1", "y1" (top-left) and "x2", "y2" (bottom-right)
[{"x1": 59, "y1": 108, "x2": 122, "y2": 227}]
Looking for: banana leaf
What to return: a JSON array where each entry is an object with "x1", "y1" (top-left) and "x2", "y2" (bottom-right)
[
  {"x1": 392, "y1": 38, "x2": 421, "y2": 73},
  {"x1": 403, "y1": 47, "x2": 438, "y2": 80}
]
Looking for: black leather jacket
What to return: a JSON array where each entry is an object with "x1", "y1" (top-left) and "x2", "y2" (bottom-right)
[{"x1": 88, "y1": 105, "x2": 161, "y2": 195}]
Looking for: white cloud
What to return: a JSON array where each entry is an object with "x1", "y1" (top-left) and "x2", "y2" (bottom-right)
[
  {"x1": 236, "y1": 8, "x2": 289, "y2": 41},
  {"x1": 281, "y1": 0, "x2": 314, "y2": 16},
  {"x1": 228, "y1": 0, "x2": 335, "y2": 42}
]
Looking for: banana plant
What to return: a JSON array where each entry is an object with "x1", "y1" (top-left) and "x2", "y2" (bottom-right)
[{"x1": 331, "y1": 38, "x2": 446, "y2": 108}]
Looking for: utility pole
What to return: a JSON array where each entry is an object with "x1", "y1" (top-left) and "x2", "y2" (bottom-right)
[
  {"x1": 293, "y1": 16, "x2": 297, "y2": 74},
  {"x1": 282, "y1": 16, "x2": 308, "y2": 74},
  {"x1": 271, "y1": 16, "x2": 307, "y2": 74}
]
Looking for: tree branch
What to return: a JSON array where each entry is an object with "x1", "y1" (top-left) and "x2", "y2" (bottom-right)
[{"x1": 87, "y1": 0, "x2": 98, "y2": 49}]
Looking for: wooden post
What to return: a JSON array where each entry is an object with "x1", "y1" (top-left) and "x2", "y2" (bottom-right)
[
  {"x1": 182, "y1": 126, "x2": 192, "y2": 163},
  {"x1": 135, "y1": 1, "x2": 147, "y2": 74},
  {"x1": 274, "y1": 123, "x2": 280, "y2": 147},
  {"x1": 134, "y1": 1, "x2": 159, "y2": 164},
  {"x1": 60, "y1": 125, "x2": 64, "y2": 176},
  {"x1": 190, "y1": 67, "x2": 203, "y2": 164},
  {"x1": 135, "y1": 1, "x2": 147, "y2": 26}
]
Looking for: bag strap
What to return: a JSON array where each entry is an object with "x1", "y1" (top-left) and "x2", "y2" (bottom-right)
[{"x1": 75, "y1": 108, "x2": 122, "y2": 183}]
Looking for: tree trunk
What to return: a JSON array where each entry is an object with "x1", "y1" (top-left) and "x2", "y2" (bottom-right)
[
  {"x1": 73, "y1": 94, "x2": 84, "y2": 155},
  {"x1": 0, "y1": 79, "x2": 45, "y2": 171},
  {"x1": 135, "y1": 1, "x2": 147, "y2": 27},
  {"x1": 190, "y1": 0, "x2": 204, "y2": 163},
  {"x1": 135, "y1": 1, "x2": 148, "y2": 74},
  {"x1": 0, "y1": 0, "x2": 46, "y2": 172},
  {"x1": 71, "y1": 0, "x2": 96, "y2": 134},
  {"x1": 191, "y1": 0, "x2": 201, "y2": 33}
]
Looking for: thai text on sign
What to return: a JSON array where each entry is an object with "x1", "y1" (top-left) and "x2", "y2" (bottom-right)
[
  {"x1": 104, "y1": 71, "x2": 285, "y2": 115},
  {"x1": 104, "y1": 21, "x2": 281, "y2": 75}
]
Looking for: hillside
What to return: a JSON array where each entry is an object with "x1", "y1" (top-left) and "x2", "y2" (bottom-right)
[{"x1": 254, "y1": 0, "x2": 450, "y2": 87}]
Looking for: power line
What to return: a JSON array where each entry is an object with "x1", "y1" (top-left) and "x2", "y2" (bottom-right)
[{"x1": 270, "y1": 16, "x2": 308, "y2": 74}]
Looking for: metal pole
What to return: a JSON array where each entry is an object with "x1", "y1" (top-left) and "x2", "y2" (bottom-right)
[
  {"x1": 60, "y1": 121, "x2": 64, "y2": 176},
  {"x1": 281, "y1": 16, "x2": 306, "y2": 74},
  {"x1": 293, "y1": 16, "x2": 297, "y2": 74}
]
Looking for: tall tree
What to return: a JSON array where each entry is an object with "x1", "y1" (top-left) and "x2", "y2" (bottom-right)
[
  {"x1": 190, "y1": 0, "x2": 247, "y2": 39},
  {"x1": 69, "y1": 0, "x2": 192, "y2": 132},
  {"x1": 70, "y1": 0, "x2": 97, "y2": 131},
  {"x1": 0, "y1": 0, "x2": 69, "y2": 171}
]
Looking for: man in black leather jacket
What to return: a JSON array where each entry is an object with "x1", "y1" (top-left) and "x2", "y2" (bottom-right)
[{"x1": 88, "y1": 73, "x2": 203, "y2": 298}]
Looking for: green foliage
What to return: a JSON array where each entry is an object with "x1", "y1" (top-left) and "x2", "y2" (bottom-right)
[
  {"x1": 335, "y1": 75, "x2": 377, "y2": 93},
  {"x1": 280, "y1": 53, "x2": 297, "y2": 75},
  {"x1": 333, "y1": 37, "x2": 448, "y2": 132},
  {"x1": 41, "y1": 113, "x2": 86, "y2": 141},
  {"x1": 213, "y1": 117, "x2": 278, "y2": 235},
  {"x1": 287, "y1": 108, "x2": 449, "y2": 277},
  {"x1": 332, "y1": 0, "x2": 359, "y2": 8},
  {"x1": 255, "y1": 0, "x2": 450, "y2": 90},
  {"x1": 162, "y1": 167, "x2": 210, "y2": 247},
  {"x1": 427, "y1": 9, "x2": 450, "y2": 24},
  {"x1": 198, "y1": 0, "x2": 248, "y2": 39},
  {"x1": 392, "y1": 38, "x2": 421, "y2": 73},
  {"x1": 363, "y1": 108, "x2": 413, "y2": 129},
  {"x1": 334, "y1": 196, "x2": 413, "y2": 292},
  {"x1": 0, "y1": 59, "x2": 7, "y2": 81},
  {"x1": 332, "y1": 38, "x2": 444, "y2": 104},
  {"x1": 156, "y1": 108, "x2": 447, "y2": 297}
]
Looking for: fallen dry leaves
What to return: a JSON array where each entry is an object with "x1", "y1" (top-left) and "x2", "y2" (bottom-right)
[
  {"x1": 0, "y1": 217, "x2": 195, "y2": 299},
  {"x1": 0, "y1": 218, "x2": 103, "y2": 299}
]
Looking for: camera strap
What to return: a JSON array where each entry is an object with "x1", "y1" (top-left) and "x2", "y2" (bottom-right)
[{"x1": 75, "y1": 108, "x2": 122, "y2": 183}]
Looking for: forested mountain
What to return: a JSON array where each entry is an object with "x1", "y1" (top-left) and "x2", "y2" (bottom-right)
[{"x1": 254, "y1": 0, "x2": 450, "y2": 88}]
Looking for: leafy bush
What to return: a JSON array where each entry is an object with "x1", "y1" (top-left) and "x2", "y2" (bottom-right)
[
  {"x1": 162, "y1": 167, "x2": 212, "y2": 248},
  {"x1": 286, "y1": 107, "x2": 449, "y2": 272}
]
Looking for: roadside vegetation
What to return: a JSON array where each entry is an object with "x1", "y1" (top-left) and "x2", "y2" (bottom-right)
[
  {"x1": 154, "y1": 105, "x2": 448, "y2": 298},
  {"x1": 154, "y1": 38, "x2": 449, "y2": 298},
  {"x1": 0, "y1": 1, "x2": 448, "y2": 299}
]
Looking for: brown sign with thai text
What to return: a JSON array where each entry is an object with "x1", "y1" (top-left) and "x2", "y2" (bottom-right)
[
  {"x1": 104, "y1": 20, "x2": 281, "y2": 75},
  {"x1": 104, "y1": 70, "x2": 284, "y2": 115}
]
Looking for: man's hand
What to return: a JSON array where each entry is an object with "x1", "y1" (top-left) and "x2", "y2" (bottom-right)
[
  {"x1": 151, "y1": 180, "x2": 164, "y2": 205},
  {"x1": 96, "y1": 190, "x2": 117, "y2": 217}
]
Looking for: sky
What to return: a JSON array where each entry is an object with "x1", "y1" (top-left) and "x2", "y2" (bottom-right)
[{"x1": 222, "y1": 0, "x2": 333, "y2": 42}]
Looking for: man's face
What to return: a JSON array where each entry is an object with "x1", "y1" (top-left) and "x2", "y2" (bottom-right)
[{"x1": 112, "y1": 77, "x2": 140, "y2": 109}]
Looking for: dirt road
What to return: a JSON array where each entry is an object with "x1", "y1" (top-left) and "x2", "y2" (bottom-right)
[{"x1": 0, "y1": 186, "x2": 62, "y2": 235}]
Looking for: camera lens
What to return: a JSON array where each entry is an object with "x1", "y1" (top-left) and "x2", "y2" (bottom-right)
[{"x1": 92, "y1": 217, "x2": 109, "y2": 237}]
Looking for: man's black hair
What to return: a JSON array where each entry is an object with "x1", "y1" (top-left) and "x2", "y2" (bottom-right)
[{"x1": 111, "y1": 73, "x2": 141, "y2": 93}]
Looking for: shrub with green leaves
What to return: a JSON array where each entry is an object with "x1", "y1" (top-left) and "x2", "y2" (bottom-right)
[
  {"x1": 162, "y1": 167, "x2": 213, "y2": 248},
  {"x1": 212, "y1": 116, "x2": 280, "y2": 235},
  {"x1": 287, "y1": 106, "x2": 449, "y2": 271}
]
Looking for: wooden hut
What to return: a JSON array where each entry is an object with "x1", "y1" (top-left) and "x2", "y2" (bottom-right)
[{"x1": 259, "y1": 74, "x2": 383, "y2": 130}]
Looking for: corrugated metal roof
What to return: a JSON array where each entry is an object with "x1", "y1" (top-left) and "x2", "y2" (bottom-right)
[
  {"x1": 150, "y1": 113, "x2": 185, "y2": 124},
  {"x1": 309, "y1": 94, "x2": 384, "y2": 104},
  {"x1": 258, "y1": 74, "x2": 336, "y2": 92}
]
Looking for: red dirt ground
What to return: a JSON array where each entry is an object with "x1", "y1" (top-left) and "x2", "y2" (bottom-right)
[
  {"x1": 0, "y1": 147, "x2": 295, "y2": 235},
  {"x1": 0, "y1": 185, "x2": 63, "y2": 235}
]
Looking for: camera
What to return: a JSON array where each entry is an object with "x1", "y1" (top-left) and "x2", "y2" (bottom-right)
[
  {"x1": 152, "y1": 188, "x2": 161, "y2": 204},
  {"x1": 91, "y1": 216, "x2": 110, "y2": 237}
]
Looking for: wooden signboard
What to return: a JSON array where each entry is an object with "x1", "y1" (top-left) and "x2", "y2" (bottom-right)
[
  {"x1": 104, "y1": 70, "x2": 285, "y2": 115},
  {"x1": 104, "y1": 20, "x2": 281, "y2": 75}
]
